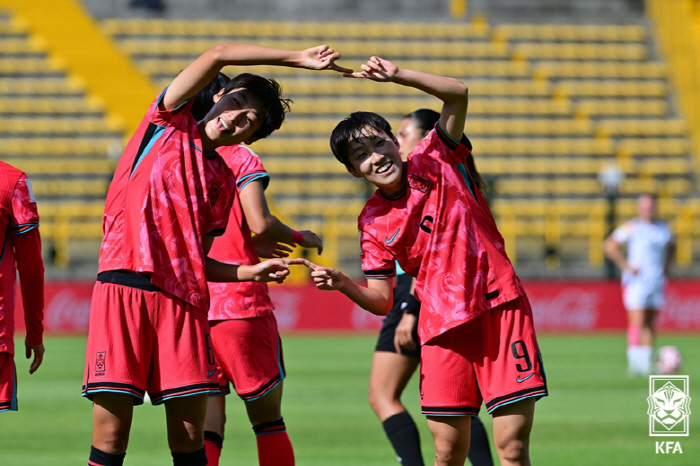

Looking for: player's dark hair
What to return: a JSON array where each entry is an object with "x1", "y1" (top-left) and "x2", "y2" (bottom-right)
[
  {"x1": 403, "y1": 109, "x2": 487, "y2": 197},
  {"x1": 403, "y1": 108, "x2": 440, "y2": 133},
  {"x1": 330, "y1": 111, "x2": 395, "y2": 168},
  {"x1": 190, "y1": 72, "x2": 231, "y2": 121},
  {"x1": 222, "y1": 73, "x2": 292, "y2": 140}
]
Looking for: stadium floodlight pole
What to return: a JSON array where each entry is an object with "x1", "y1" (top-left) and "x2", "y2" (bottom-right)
[{"x1": 598, "y1": 162, "x2": 624, "y2": 279}]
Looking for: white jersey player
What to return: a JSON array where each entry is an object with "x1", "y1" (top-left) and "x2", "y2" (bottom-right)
[{"x1": 605, "y1": 194, "x2": 675, "y2": 375}]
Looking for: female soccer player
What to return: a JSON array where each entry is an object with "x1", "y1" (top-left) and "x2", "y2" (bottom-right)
[
  {"x1": 604, "y1": 193, "x2": 675, "y2": 376},
  {"x1": 83, "y1": 43, "x2": 349, "y2": 466},
  {"x1": 0, "y1": 161, "x2": 45, "y2": 412},
  {"x1": 369, "y1": 109, "x2": 493, "y2": 466},
  {"x1": 309, "y1": 56, "x2": 547, "y2": 466}
]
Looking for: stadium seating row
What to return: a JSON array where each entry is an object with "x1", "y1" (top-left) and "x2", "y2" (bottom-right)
[
  {"x1": 0, "y1": 117, "x2": 122, "y2": 134},
  {"x1": 101, "y1": 19, "x2": 491, "y2": 40},
  {"x1": 0, "y1": 138, "x2": 119, "y2": 156},
  {"x1": 492, "y1": 23, "x2": 647, "y2": 42},
  {"x1": 0, "y1": 77, "x2": 85, "y2": 95},
  {"x1": 118, "y1": 38, "x2": 509, "y2": 60}
]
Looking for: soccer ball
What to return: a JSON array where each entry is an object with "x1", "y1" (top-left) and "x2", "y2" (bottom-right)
[{"x1": 655, "y1": 345, "x2": 683, "y2": 374}]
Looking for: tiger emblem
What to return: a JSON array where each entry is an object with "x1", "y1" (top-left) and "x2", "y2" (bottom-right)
[{"x1": 647, "y1": 382, "x2": 691, "y2": 430}]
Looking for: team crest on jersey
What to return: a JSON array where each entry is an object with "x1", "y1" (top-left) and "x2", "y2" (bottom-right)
[
  {"x1": 209, "y1": 183, "x2": 222, "y2": 205},
  {"x1": 95, "y1": 352, "x2": 106, "y2": 376},
  {"x1": 409, "y1": 175, "x2": 432, "y2": 194}
]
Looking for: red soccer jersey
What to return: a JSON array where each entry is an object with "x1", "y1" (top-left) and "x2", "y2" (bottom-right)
[
  {"x1": 359, "y1": 124, "x2": 525, "y2": 344},
  {"x1": 0, "y1": 162, "x2": 44, "y2": 355},
  {"x1": 98, "y1": 91, "x2": 235, "y2": 312},
  {"x1": 207, "y1": 145, "x2": 274, "y2": 320}
]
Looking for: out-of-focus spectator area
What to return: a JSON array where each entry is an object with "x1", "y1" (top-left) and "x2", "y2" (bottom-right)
[{"x1": 0, "y1": 0, "x2": 698, "y2": 278}]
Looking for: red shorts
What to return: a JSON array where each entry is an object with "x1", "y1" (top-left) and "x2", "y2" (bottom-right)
[
  {"x1": 420, "y1": 295, "x2": 547, "y2": 416},
  {"x1": 209, "y1": 313, "x2": 285, "y2": 401},
  {"x1": 0, "y1": 353, "x2": 17, "y2": 411},
  {"x1": 82, "y1": 282, "x2": 218, "y2": 405}
]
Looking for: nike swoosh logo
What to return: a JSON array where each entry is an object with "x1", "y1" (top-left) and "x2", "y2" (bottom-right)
[
  {"x1": 516, "y1": 373, "x2": 534, "y2": 383},
  {"x1": 385, "y1": 228, "x2": 400, "y2": 245},
  {"x1": 208, "y1": 369, "x2": 217, "y2": 377}
]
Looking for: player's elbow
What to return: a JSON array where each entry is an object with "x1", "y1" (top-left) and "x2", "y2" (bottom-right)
[
  {"x1": 248, "y1": 215, "x2": 277, "y2": 236},
  {"x1": 452, "y1": 80, "x2": 468, "y2": 102},
  {"x1": 371, "y1": 298, "x2": 393, "y2": 316}
]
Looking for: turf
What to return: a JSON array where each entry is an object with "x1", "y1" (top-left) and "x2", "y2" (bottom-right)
[{"x1": 1, "y1": 334, "x2": 698, "y2": 465}]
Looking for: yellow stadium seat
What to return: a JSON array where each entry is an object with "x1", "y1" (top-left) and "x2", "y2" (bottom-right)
[
  {"x1": 554, "y1": 80, "x2": 667, "y2": 98},
  {"x1": 596, "y1": 119, "x2": 688, "y2": 137},
  {"x1": 575, "y1": 98, "x2": 669, "y2": 117},
  {"x1": 513, "y1": 42, "x2": 648, "y2": 61},
  {"x1": 533, "y1": 61, "x2": 666, "y2": 79},
  {"x1": 493, "y1": 24, "x2": 646, "y2": 42}
]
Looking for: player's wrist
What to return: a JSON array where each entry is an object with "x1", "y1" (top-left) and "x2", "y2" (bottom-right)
[
  {"x1": 291, "y1": 230, "x2": 305, "y2": 244},
  {"x1": 402, "y1": 294, "x2": 421, "y2": 316}
]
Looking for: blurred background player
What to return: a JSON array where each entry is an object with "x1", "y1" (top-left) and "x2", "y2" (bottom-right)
[
  {"x1": 0, "y1": 161, "x2": 45, "y2": 412},
  {"x1": 311, "y1": 56, "x2": 547, "y2": 466},
  {"x1": 82, "y1": 43, "x2": 348, "y2": 466},
  {"x1": 369, "y1": 109, "x2": 493, "y2": 466},
  {"x1": 604, "y1": 193, "x2": 676, "y2": 376},
  {"x1": 191, "y1": 73, "x2": 324, "y2": 466}
]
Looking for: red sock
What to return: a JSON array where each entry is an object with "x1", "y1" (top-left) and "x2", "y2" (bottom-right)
[
  {"x1": 204, "y1": 431, "x2": 223, "y2": 466},
  {"x1": 253, "y1": 418, "x2": 295, "y2": 466}
]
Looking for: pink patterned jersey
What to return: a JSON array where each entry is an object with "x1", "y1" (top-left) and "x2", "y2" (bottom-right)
[
  {"x1": 0, "y1": 162, "x2": 44, "y2": 355},
  {"x1": 207, "y1": 145, "x2": 274, "y2": 320},
  {"x1": 98, "y1": 91, "x2": 235, "y2": 312},
  {"x1": 359, "y1": 124, "x2": 526, "y2": 344}
]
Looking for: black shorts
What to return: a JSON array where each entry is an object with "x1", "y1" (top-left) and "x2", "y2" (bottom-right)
[{"x1": 374, "y1": 273, "x2": 421, "y2": 358}]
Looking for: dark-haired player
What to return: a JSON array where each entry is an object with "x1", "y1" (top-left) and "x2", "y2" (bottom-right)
[
  {"x1": 82, "y1": 43, "x2": 349, "y2": 466},
  {"x1": 309, "y1": 57, "x2": 547, "y2": 466}
]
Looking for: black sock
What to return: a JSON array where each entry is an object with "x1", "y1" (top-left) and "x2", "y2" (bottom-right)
[
  {"x1": 88, "y1": 446, "x2": 125, "y2": 466},
  {"x1": 171, "y1": 447, "x2": 207, "y2": 466},
  {"x1": 382, "y1": 411, "x2": 425, "y2": 466},
  {"x1": 468, "y1": 416, "x2": 494, "y2": 466}
]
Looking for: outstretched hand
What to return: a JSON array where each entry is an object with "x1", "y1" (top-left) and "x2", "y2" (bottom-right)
[
  {"x1": 299, "y1": 45, "x2": 354, "y2": 74},
  {"x1": 302, "y1": 259, "x2": 344, "y2": 291},
  {"x1": 342, "y1": 56, "x2": 398, "y2": 82},
  {"x1": 252, "y1": 258, "x2": 307, "y2": 283},
  {"x1": 288, "y1": 230, "x2": 323, "y2": 255}
]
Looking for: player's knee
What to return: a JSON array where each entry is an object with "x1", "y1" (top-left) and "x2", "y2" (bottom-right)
[
  {"x1": 95, "y1": 436, "x2": 129, "y2": 456},
  {"x1": 167, "y1": 425, "x2": 204, "y2": 453},
  {"x1": 434, "y1": 443, "x2": 468, "y2": 466},
  {"x1": 496, "y1": 438, "x2": 528, "y2": 465},
  {"x1": 367, "y1": 388, "x2": 383, "y2": 413},
  {"x1": 368, "y1": 393, "x2": 400, "y2": 419}
]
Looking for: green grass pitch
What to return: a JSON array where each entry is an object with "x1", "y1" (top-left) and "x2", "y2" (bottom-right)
[{"x1": 1, "y1": 333, "x2": 698, "y2": 465}]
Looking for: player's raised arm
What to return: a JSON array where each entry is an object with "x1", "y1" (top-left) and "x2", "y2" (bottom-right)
[
  {"x1": 239, "y1": 179, "x2": 323, "y2": 254},
  {"x1": 343, "y1": 56, "x2": 468, "y2": 142},
  {"x1": 304, "y1": 261, "x2": 393, "y2": 315},
  {"x1": 163, "y1": 44, "x2": 353, "y2": 111}
]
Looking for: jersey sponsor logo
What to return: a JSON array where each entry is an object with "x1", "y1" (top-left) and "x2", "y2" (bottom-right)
[
  {"x1": 385, "y1": 228, "x2": 401, "y2": 245},
  {"x1": 208, "y1": 368, "x2": 217, "y2": 377},
  {"x1": 516, "y1": 373, "x2": 534, "y2": 383},
  {"x1": 95, "y1": 351, "x2": 106, "y2": 376},
  {"x1": 209, "y1": 183, "x2": 222, "y2": 205},
  {"x1": 408, "y1": 174, "x2": 432, "y2": 193}
]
